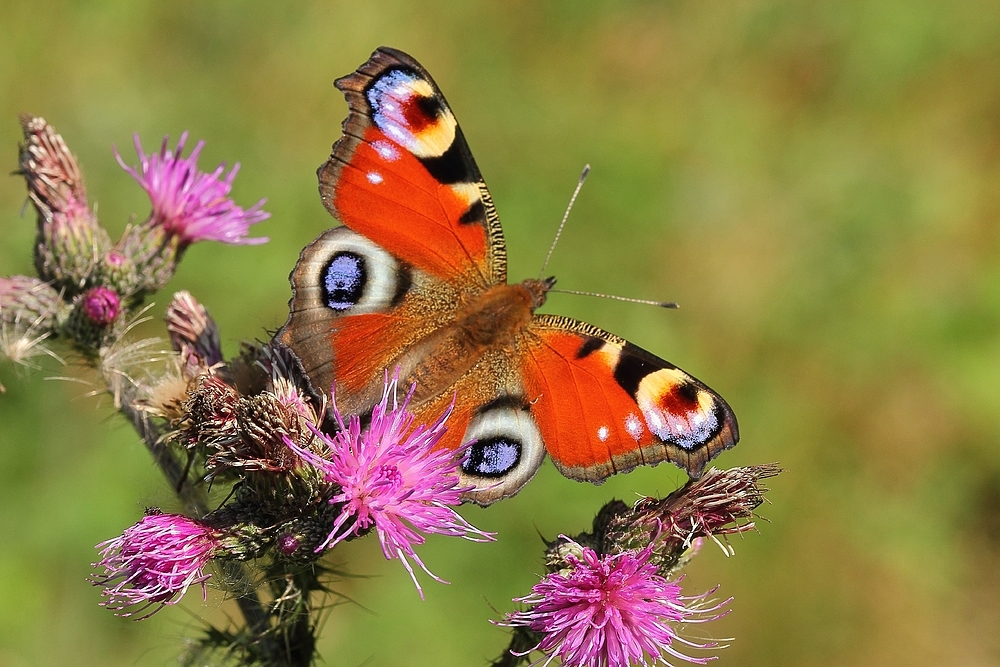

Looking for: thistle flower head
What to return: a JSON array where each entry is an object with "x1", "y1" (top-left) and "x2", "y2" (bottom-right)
[
  {"x1": 502, "y1": 541, "x2": 728, "y2": 667},
  {"x1": 636, "y1": 464, "x2": 781, "y2": 560},
  {"x1": 286, "y1": 376, "x2": 494, "y2": 597},
  {"x1": 91, "y1": 512, "x2": 221, "y2": 618},
  {"x1": 116, "y1": 133, "x2": 269, "y2": 246}
]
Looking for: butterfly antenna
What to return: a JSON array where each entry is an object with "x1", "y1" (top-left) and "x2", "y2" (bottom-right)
[
  {"x1": 549, "y1": 288, "x2": 679, "y2": 309},
  {"x1": 539, "y1": 164, "x2": 590, "y2": 280}
]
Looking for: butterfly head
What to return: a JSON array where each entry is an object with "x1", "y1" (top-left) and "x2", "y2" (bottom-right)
[{"x1": 521, "y1": 276, "x2": 557, "y2": 310}]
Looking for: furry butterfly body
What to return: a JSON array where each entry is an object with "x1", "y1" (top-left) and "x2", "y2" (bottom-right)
[{"x1": 279, "y1": 47, "x2": 739, "y2": 505}]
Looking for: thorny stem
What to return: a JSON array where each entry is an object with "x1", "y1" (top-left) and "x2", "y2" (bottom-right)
[
  {"x1": 116, "y1": 394, "x2": 197, "y2": 509},
  {"x1": 106, "y1": 367, "x2": 294, "y2": 665}
]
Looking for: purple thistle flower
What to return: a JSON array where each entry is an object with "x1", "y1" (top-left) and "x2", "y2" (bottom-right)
[
  {"x1": 501, "y1": 542, "x2": 729, "y2": 667},
  {"x1": 80, "y1": 286, "x2": 120, "y2": 326},
  {"x1": 116, "y1": 133, "x2": 269, "y2": 246},
  {"x1": 91, "y1": 512, "x2": 221, "y2": 618},
  {"x1": 285, "y1": 376, "x2": 494, "y2": 598}
]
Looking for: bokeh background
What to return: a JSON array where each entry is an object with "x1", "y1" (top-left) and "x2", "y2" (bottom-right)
[{"x1": 2, "y1": 1, "x2": 999, "y2": 665}]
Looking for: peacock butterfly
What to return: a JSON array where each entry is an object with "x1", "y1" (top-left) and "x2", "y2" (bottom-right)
[{"x1": 278, "y1": 47, "x2": 739, "y2": 505}]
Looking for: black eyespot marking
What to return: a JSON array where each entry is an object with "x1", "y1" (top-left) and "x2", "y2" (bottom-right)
[
  {"x1": 462, "y1": 436, "x2": 522, "y2": 478},
  {"x1": 390, "y1": 262, "x2": 412, "y2": 308},
  {"x1": 613, "y1": 348, "x2": 656, "y2": 396},
  {"x1": 613, "y1": 343, "x2": 679, "y2": 396},
  {"x1": 476, "y1": 395, "x2": 530, "y2": 414},
  {"x1": 416, "y1": 93, "x2": 445, "y2": 120},
  {"x1": 576, "y1": 336, "x2": 604, "y2": 359},
  {"x1": 322, "y1": 252, "x2": 366, "y2": 311},
  {"x1": 678, "y1": 381, "x2": 700, "y2": 404},
  {"x1": 458, "y1": 199, "x2": 486, "y2": 225},
  {"x1": 420, "y1": 138, "x2": 473, "y2": 184}
]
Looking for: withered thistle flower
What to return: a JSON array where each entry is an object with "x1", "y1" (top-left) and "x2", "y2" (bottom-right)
[
  {"x1": 179, "y1": 370, "x2": 315, "y2": 478},
  {"x1": 286, "y1": 377, "x2": 494, "y2": 597},
  {"x1": 19, "y1": 116, "x2": 111, "y2": 292},
  {"x1": 91, "y1": 512, "x2": 221, "y2": 618},
  {"x1": 603, "y1": 464, "x2": 781, "y2": 569},
  {"x1": 164, "y1": 290, "x2": 223, "y2": 377},
  {"x1": 501, "y1": 541, "x2": 727, "y2": 667},
  {"x1": 141, "y1": 291, "x2": 224, "y2": 422},
  {"x1": 180, "y1": 374, "x2": 241, "y2": 451}
]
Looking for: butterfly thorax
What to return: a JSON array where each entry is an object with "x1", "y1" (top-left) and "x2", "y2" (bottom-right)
[{"x1": 403, "y1": 280, "x2": 551, "y2": 404}]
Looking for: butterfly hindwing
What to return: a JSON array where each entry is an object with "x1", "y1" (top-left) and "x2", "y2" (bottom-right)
[
  {"x1": 319, "y1": 47, "x2": 506, "y2": 288},
  {"x1": 403, "y1": 349, "x2": 549, "y2": 506},
  {"x1": 520, "y1": 315, "x2": 739, "y2": 481},
  {"x1": 279, "y1": 226, "x2": 464, "y2": 415}
]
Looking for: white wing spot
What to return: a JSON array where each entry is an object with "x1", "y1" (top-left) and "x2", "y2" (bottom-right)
[
  {"x1": 372, "y1": 140, "x2": 400, "y2": 161},
  {"x1": 624, "y1": 413, "x2": 644, "y2": 441},
  {"x1": 597, "y1": 425, "x2": 609, "y2": 442},
  {"x1": 646, "y1": 409, "x2": 665, "y2": 433},
  {"x1": 366, "y1": 171, "x2": 383, "y2": 185}
]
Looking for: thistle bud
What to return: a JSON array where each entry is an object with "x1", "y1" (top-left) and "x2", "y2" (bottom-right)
[
  {"x1": 0, "y1": 275, "x2": 67, "y2": 332},
  {"x1": 63, "y1": 286, "x2": 123, "y2": 352},
  {"x1": 0, "y1": 277, "x2": 68, "y2": 385},
  {"x1": 80, "y1": 286, "x2": 120, "y2": 326},
  {"x1": 93, "y1": 250, "x2": 141, "y2": 301}
]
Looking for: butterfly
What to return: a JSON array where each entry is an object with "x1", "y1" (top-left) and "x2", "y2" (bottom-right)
[{"x1": 278, "y1": 47, "x2": 739, "y2": 505}]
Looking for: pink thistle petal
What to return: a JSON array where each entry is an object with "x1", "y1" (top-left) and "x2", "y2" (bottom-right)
[
  {"x1": 91, "y1": 513, "x2": 220, "y2": 619},
  {"x1": 116, "y1": 133, "x2": 269, "y2": 246},
  {"x1": 500, "y1": 541, "x2": 729, "y2": 667},
  {"x1": 285, "y1": 375, "x2": 494, "y2": 598}
]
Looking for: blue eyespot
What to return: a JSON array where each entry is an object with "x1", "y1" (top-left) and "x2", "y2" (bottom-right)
[
  {"x1": 323, "y1": 252, "x2": 366, "y2": 311},
  {"x1": 462, "y1": 437, "x2": 521, "y2": 477}
]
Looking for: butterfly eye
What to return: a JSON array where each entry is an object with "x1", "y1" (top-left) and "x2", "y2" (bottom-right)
[{"x1": 459, "y1": 397, "x2": 546, "y2": 504}]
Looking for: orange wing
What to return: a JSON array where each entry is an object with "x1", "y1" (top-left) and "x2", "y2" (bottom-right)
[
  {"x1": 319, "y1": 46, "x2": 506, "y2": 288},
  {"x1": 520, "y1": 315, "x2": 739, "y2": 480}
]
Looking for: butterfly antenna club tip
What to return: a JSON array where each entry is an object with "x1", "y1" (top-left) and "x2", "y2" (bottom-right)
[{"x1": 538, "y1": 164, "x2": 591, "y2": 280}]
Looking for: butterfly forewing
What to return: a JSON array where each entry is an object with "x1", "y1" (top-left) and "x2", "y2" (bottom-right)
[{"x1": 319, "y1": 47, "x2": 506, "y2": 288}]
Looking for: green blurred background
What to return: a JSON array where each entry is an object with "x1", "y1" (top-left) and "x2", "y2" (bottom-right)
[{"x1": 2, "y1": 1, "x2": 999, "y2": 665}]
